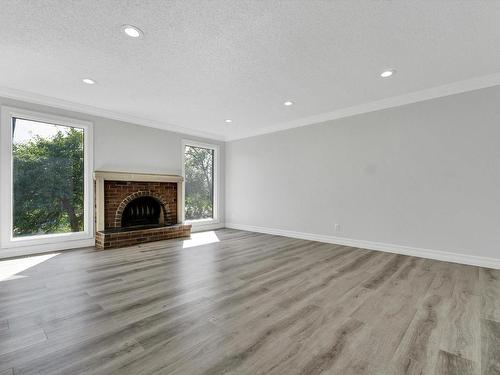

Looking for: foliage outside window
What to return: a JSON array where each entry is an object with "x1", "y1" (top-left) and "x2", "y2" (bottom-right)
[
  {"x1": 12, "y1": 118, "x2": 85, "y2": 237},
  {"x1": 184, "y1": 144, "x2": 215, "y2": 220}
]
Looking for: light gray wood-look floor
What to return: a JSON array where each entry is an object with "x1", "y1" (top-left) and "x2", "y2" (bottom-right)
[{"x1": 0, "y1": 229, "x2": 499, "y2": 374}]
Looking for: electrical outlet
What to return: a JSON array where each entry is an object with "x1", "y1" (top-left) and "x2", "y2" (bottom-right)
[{"x1": 334, "y1": 223, "x2": 340, "y2": 232}]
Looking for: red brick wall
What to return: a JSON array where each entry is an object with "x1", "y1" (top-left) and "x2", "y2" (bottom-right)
[{"x1": 104, "y1": 181, "x2": 177, "y2": 229}]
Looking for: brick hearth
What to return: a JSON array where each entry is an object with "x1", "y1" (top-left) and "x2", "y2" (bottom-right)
[{"x1": 95, "y1": 224, "x2": 191, "y2": 249}]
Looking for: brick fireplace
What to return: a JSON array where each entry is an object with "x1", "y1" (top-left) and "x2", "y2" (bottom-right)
[{"x1": 94, "y1": 171, "x2": 191, "y2": 249}]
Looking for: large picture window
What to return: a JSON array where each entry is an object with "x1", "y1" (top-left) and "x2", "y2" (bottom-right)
[
  {"x1": 12, "y1": 118, "x2": 85, "y2": 237},
  {"x1": 1, "y1": 107, "x2": 93, "y2": 249},
  {"x1": 182, "y1": 141, "x2": 218, "y2": 223}
]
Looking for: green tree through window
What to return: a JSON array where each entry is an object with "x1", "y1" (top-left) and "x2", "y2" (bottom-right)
[
  {"x1": 12, "y1": 118, "x2": 84, "y2": 237},
  {"x1": 184, "y1": 145, "x2": 214, "y2": 220}
]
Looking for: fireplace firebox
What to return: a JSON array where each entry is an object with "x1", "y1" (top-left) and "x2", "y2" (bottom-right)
[{"x1": 121, "y1": 196, "x2": 163, "y2": 228}]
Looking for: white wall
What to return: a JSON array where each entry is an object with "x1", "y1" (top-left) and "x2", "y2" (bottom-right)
[
  {"x1": 226, "y1": 86, "x2": 500, "y2": 265},
  {"x1": 0, "y1": 96, "x2": 224, "y2": 257}
]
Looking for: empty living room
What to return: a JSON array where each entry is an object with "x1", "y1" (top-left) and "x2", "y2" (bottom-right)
[{"x1": 1, "y1": 1, "x2": 500, "y2": 374}]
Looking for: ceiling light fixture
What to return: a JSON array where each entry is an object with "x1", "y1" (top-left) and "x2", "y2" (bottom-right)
[
  {"x1": 82, "y1": 78, "x2": 96, "y2": 85},
  {"x1": 224, "y1": 119, "x2": 233, "y2": 123},
  {"x1": 283, "y1": 101, "x2": 294, "y2": 106},
  {"x1": 121, "y1": 25, "x2": 144, "y2": 38},
  {"x1": 380, "y1": 69, "x2": 396, "y2": 78}
]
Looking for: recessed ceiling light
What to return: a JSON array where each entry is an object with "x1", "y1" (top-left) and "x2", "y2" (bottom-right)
[
  {"x1": 121, "y1": 25, "x2": 144, "y2": 38},
  {"x1": 380, "y1": 69, "x2": 396, "y2": 78},
  {"x1": 283, "y1": 101, "x2": 294, "y2": 106},
  {"x1": 82, "y1": 78, "x2": 96, "y2": 85},
  {"x1": 224, "y1": 119, "x2": 233, "y2": 123}
]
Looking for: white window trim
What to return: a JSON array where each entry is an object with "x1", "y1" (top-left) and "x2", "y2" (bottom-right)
[
  {"x1": 0, "y1": 106, "x2": 94, "y2": 249},
  {"x1": 181, "y1": 139, "x2": 219, "y2": 227}
]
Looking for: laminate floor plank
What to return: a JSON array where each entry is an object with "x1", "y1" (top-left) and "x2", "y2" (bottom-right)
[
  {"x1": 334, "y1": 259, "x2": 435, "y2": 374},
  {"x1": 0, "y1": 229, "x2": 498, "y2": 374},
  {"x1": 480, "y1": 268, "x2": 500, "y2": 322},
  {"x1": 481, "y1": 318, "x2": 500, "y2": 375},
  {"x1": 440, "y1": 266, "x2": 481, "y2": 362},
  {"x1": 0, "y1": 325, "x2": 47, "y2": 356},
  {"x1": 435, "y1": 350, "x2": 478, "y2": 375},
  {"x1": 0, "y1": 321, "x2": 8, "y2": 334}
]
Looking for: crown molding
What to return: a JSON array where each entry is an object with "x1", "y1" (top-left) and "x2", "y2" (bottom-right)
[
  {"x1": 3, "y1": 72, "x2": 500, "y2": 143},
  {"x1": 0, "y1": 86, "x2": 225, "y2": 141},
  {"x1": 227, "y1": 72, "x2": 500, "y2": 141}
]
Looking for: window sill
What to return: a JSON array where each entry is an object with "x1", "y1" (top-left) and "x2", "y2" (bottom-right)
[
  {"x1": 185, "y1": 218, "x2": 220, "y2": 226},
  {"x1": 0, "y1": 238, "x2": 95, "y2": 259},
  {"x1": 185, "y1": 219, "x2": 224, "y2": 233},
  {"x1": 2, "y1": 231, "x2": 93, "y2": 249}
]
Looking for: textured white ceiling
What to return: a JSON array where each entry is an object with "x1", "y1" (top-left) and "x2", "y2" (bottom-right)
[{"x1": 1, "y1": 0, "x2": 500, "y2": 140}]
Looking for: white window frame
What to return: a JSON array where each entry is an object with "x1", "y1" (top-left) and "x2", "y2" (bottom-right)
[
  {"x1": 181, "y1": 139, "x2": 219, "y2": 227},
  {"x1": 0, "y1": 106, "x2": 94, "y2": 249}
]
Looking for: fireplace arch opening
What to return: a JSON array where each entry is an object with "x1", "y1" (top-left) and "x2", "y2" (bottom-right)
[{"x1": 121, "y1": 196, "x2": 165, "y2": 228}]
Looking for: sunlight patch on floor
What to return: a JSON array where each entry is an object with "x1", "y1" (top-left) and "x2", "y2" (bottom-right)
[
  {"x1": 182, "y1": 231, "x2": 220, "y2": 249},
  {"x1": 0, "y1": 252, "x2": 59, "y2": 282}
]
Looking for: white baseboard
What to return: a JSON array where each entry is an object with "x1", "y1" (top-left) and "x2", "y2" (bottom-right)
[
  {"x1": 0, "y1": 238, "x2": 95, "y2": 259},
  {"x1": 225, "y1": 223, "x2": 500, "y2": 270},
  {"x1": 191, "y1": 222, "x2": 225, "y2": 233}
]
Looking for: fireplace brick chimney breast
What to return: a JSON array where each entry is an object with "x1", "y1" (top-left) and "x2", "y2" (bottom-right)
[
  {"x1": 104, "y1": 181, "x2": 177, "y2": 229},
  {"x1": 94, "y1": 171, "x2": 191, "y2": 249}
]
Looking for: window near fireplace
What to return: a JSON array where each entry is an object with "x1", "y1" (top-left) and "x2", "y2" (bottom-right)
[
  {"x1": 182, "y1": 141, "x2": 218, "y2": 223},
  {"x1": 11, "y1": 118, "x2": 85, "y2": 238},
  {"x1": 1, "y1": 107, "x2": 93, "y2": 249}
]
